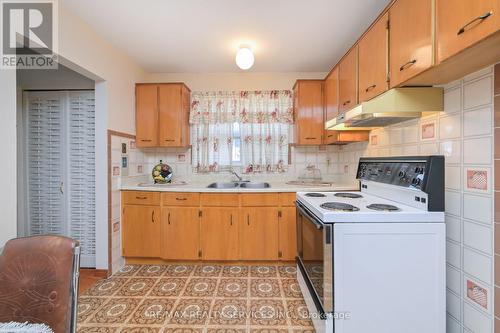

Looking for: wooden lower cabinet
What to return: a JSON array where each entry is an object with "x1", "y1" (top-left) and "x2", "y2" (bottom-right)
[
  {"x1": 200, "y1": 208, "x2": 239, "y2": 260},
  {"x1": 279, "y1": 207, "x2": 297, "y2": 260},
  {"x1": 122, "y1": 191, "x2": 298, "y2": 261},
  {"x1": 122, "y1": 205, "x2": 161, "y2": 257},
  {"x1": 161, "y1": 207, "x2": 200, "y2": 260},
  {"x1": 239, "y1": 207, "x2": 279, "y2": 260}
]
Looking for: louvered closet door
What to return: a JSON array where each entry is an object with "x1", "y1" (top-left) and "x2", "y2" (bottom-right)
[
  {"x1": 25, "y1": 91, "x2": 96, "y2": 267},
  {"x1": 26, "y1": 92, "x2": 66, "y2": 236},
  {"x1": 67, "y1": 91, "x2": 96, "y2": 267}
]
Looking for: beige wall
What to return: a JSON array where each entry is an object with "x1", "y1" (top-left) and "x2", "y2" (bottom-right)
[
  {"x1": 58, "y1": 5, "x2": 146, "y2": 134},
  {"x1": 144, "y1": 72, "x2": 327, "y2": 91}
]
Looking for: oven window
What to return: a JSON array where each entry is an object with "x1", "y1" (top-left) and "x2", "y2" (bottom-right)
[{"x1": 297, "y1": 209, "x2": 324, "y2": 299}]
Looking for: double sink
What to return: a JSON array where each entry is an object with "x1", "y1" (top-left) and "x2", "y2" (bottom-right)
[{"x1": 207, "y1": 181, "x2": 271, "y2": 189}]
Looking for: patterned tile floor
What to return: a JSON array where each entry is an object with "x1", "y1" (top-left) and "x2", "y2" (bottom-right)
[{"x1": 77, "y1": 263, "x2": 315, "y2": 333}]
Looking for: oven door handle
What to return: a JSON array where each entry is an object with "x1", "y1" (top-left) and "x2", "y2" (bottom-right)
[{"x1": 296, "y1": 201, "x2": 324, "y2": 229}]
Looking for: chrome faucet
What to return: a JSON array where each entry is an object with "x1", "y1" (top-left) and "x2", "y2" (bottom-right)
[{"x1": 230, "y1": 169, "x2": 243, "y2": 182}]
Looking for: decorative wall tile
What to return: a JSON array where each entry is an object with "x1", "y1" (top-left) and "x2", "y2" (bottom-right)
[
  {"x1": 421, "y1": 121, "x2": 436, "y2": 140},
  {"x1": 465, "y1": 167, "x2": 491, "y2": 193},
  {"x1": 465, "y1": 278, "x2": 489, "y2": 312}
]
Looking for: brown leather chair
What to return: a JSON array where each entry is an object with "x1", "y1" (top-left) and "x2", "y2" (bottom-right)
[{"x1": 0, "y1": 235, "x2": 80, "y2": 333}]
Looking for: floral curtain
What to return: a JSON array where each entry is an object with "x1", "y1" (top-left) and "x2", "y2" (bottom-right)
[{"x1": 190, "y1": 90, "x2": 293, "y2": 173}]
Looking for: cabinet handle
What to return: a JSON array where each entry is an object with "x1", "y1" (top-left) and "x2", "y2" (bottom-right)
[
  {"x1": 247, "y1": 214, "x2": 250, "y2": 226},
  {"x1": 327, "y1": 134, "x2": 334, "y2": 138},
  {"x1": 342, "y1": 100, "x2": 351, "y2": 106},
  {"x1": 168, "y1": 212, "x2": 171, "y2": 225},
  {"x1": 457, "y1": 11, "x2": 493, "y2": 35},
  {"x1": 140, "y1": 139, "x2": 152, "y2": 142},
  {"x1": 305, "y1": 137, "x2": 317, "y2": 140},
  {"x1": 164, "y1": 139, "x2": 175, "y2": 142},
  {"x1": 151, "y1": 210, "x2": 155, "y2": 223},
  {"x1": 230, "y1": 214, "x2": 233, "y2": 226},
  {"x1": 399, "y1": 59, "x2": 417, "y2": 71},
  {"x1": 135, "y1": 196, "x2": 147, "y2": 200},
  {"x1": 365, "y1": 84, "x2": 376, "y2": 92},
  {"x1": 175, "y1": 197, "x2": 187, "y2": 201}
]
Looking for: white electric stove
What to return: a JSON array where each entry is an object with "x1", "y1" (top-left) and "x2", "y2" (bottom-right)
[{"x1": 296, "y1": 156, "x2": 446, "y2": 333}]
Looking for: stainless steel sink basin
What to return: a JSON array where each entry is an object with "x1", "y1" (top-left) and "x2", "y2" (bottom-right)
[
  {"x1": 239, "y1": 182, "x2": 271, "y2": 189},
  {"x1": 206, "y1": 181, "x2": 271, "y2": 189},
  {"x1": 207, "y1": 182, "x2": 240, "y2": 189}
]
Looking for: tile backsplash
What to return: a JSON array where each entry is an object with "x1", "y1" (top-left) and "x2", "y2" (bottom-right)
[{"x1": 336, "y1": 66, "x2": 496, "y2": 333}]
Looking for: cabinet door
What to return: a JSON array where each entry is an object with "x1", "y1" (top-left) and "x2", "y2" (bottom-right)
[
  {"x1": 437, "y1": 0, "x2": 500, "y2": 63},
  {"x1": 390, "y1": 0, "x2": 433, "y2": 87},
  {"x1": 338, "y1": 46, "x2": 358, "y2": 114},
  {"x1": 359, "y1": 13, "x2": 389, "y2": 102},
  {"x1": 200, "y1": 208, "x2": 239, "y2": 260},
  {"x1": 158, "y1": 84, "x2": 182, "y2": 147},
  {"x1": 122, "y1": 205, "x2": 161, "y2": 257},
  {"x1": 239, "y1": 207, "x2": 279, "y2": 260},
  {"x1": 135, "y1": 85, "x2": 158, "y2": 147},
  {"x1": 279, "y1": 207, "x2": 297, "y2": 261},
  {"x1": 162, "y1": 207, "x2": 200, "y2": 260},
  {"x1": 324, "y1": 67, "x2": 339, "y2": 144},
  {"x1": 294, "y1": 81, "x2": 324, "y2": 145},
  {"x1": 181, "y1": 86, "x2": 191, "y2": 146}
]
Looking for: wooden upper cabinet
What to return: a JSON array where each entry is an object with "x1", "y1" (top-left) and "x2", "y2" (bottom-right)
[
  {"x1": 324, "y1": 67, "x2": 339, "y2": 122},
  {"x1": 338, "y1": 46, "x2": 358, "y2": 114},
  {"x1": 389, "y1": 0, "x2": 433, "y2": 87},
  {"x1": 293, "y1": 80, "x2": 324, "y2": 145},
  {"x1": 389, "y1": 0, "x2": 434, "y2": 87},
  {"x1": 135, "y1": 85, "x2": 158, "y2": 147},
  {"x1": 136, "y1": 83, "x2": 190, "y2": 148},
  {"x1": 436, "y1": 0, "x2": 500, "y2": 63},
  {"x1": 158, "y1": 84, "x2": 181, "y2": 147},
  {"x1": 358, "y1": 13, "x2": 389, "y2": 102}
]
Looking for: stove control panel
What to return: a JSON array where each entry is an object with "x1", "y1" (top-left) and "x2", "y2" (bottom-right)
[
  {"x1": 357, "y1": 160, "x2": 427, "y2": 190},
  {"x1": 356, "y1": 156, "x2": 444, "y2": 212}
]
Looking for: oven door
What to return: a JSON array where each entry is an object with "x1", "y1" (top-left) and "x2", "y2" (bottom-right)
[{"x1": 296, "y1": 201, "x2": 333, "y2": 314}]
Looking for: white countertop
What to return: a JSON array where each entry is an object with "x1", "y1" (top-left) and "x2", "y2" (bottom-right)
[{"x1": 121, "y1": 181, "x2": 360, "y2": 193}]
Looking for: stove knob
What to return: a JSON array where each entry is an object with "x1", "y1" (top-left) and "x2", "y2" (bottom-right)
[{"x1": 398, "y1": 171, "x2": 406, "y2": 178}]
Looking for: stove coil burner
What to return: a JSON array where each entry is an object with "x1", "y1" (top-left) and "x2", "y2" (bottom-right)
[
  {"x1": 367, "y1": 203, "x2": 400, "y2": 211},
  {"x1": 334, "y1": 192, "x2": 363, "y2": 199},
  {"x1": 320, "y1": 202, "x2": 360, "y2": 212},
  {"x1": 305, "y1": 193, "x2": 327, "y2": 197}
]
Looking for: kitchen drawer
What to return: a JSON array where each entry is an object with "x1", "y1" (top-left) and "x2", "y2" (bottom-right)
[
  {"x1": 241, "y1": 193, "x2": 279, "y2": 207},
  {"x1": 162, "y1": 192, "x2": 200, "y2": 206},
  {"x1": 122, "y1": 191, "x2": 160, "y2": 205},
  {"x1": 200, "y1": 193, "x2": 239, "y2": 207},
  {"x1": 279, "y1": 193, "x2": 296, "y2": 207}
]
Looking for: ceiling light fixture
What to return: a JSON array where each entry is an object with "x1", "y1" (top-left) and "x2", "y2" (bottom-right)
[{"x1": 235, "y1": 46, "x2": 254, "y2": 70}]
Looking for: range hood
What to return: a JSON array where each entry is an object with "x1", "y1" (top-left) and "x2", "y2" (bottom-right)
[{"x1": 326, "y1": 87, "x2": 444, "y2": 130}]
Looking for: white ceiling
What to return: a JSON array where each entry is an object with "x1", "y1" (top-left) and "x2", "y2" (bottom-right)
[{"x1": 61, "y1": 0, "x2": 390, "y2": 73}]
